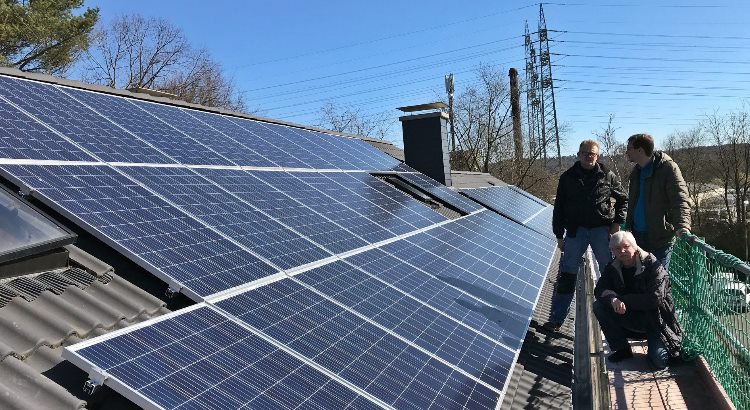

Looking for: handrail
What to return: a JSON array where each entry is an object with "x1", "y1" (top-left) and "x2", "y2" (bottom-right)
[{"x1": 572, "y1": 254, "x2": 611, "y2": 409}]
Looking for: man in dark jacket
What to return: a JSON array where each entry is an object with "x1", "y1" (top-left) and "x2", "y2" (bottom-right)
[
  {"x1": 625, "y1": 133, "x2": 692, "y2": 267},
  {"x1": 544, "y1": 140, "x2": 628, "y2": 332},
  {"x1": 593, "y1": 231, "x2": 682, "y2": 369}
]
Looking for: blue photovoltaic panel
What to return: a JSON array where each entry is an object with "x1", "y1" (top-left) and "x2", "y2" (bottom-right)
[
  {"x1": 122, "y1": 166, "x2": 332, "y2": 270},
  {"x1": 67, "y1": 305, "x2": 381, "y2": 410},
  {"x1": 524, "y1": 206, "x2": 554, "y2": 239},
  {"x1": 198, "y1": 168, "x2": 369, "y2": 254},
  {"x1": 413, "y1": 212, "x2": 554, "y2": 301},
  {"x1": 62, "y1": 88, "x2": 233, "y2": 166},
  {"x1": 229, "y1": 118, "x2": 337, "y2": 169},
  {"x1": 285, "y1": 127, "x2": 404, "y2": 171},
  {"x1": 184, "y1": 109, "x2": 308, "y2": 169},
  {"x1": 322, "y1": 172, "x2": 446, "y2": 233},
  {"x1": 255, "y1": 171, "x2": 397, "y2": 244},
  {"x1": 343, "y1": 247, "x2": 525, "y2": 346},
  {"x1": 0, "y1": 164, "x2": 278, "y2": 298},
  {"x1": 216, "y1": 279, "x2": 500, "y2": 409},
  {"x1": 296, "y1": 261, "x2": 515, "y2": 389},
  {"x1": 396, "y1": 172, "x2": 484, "y2": 214},
  {"x1": 131, "y1": 102, "x2": 276, "y2": 167},
  {"x1": 0, "y1": 95, "x2": 94, "y2": 161},
  {"x1": 0, "y1": 76, "x2": 173, "y2": 164},
  {"x1": 509, "y1": 185, "x2": 549, "y2": 206},
  {"x1": 460, "y1": 186, "x2": 554, "y2": 238}
]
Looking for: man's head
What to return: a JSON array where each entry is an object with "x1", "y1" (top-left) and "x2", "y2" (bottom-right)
[
  {"x1": 626, "y1": 133, "x2": 654, "y2": 165},
  {"x1": 578, "y1": 139, "x2": 600, "y2": 170},
  {"x1": 610, "y1": 231, "x2": 638, "y2": 267}
]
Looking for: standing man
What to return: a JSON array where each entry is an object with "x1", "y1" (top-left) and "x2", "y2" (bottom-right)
[
  {"x1": 625, "y1": 133, "x2": 692, "y2": 267},
  {"x1": 544, "y1": 140, "x2": 628, "y2": 332}
]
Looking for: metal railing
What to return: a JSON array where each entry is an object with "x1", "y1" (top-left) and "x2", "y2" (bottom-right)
[{"x1": 572, "y1": 255, "x2": 610, "y2": 409}]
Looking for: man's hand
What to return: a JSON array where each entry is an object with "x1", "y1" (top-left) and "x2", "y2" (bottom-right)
[
  {"x1": 676, "y1": 227, "x2": 690, "y2": 237},
  {"x1": 611, "y1": 297, "x2": 626, "y2": 315},
  {"x1": 557, "y1": 238, "x2": 564, "y2": 251},
  {"x1": 609, "y1": 223, "x2": 620, "y2": 236}
]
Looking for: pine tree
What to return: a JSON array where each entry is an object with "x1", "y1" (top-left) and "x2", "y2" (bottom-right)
[{"x1": 0, "y1": 0, "x2": 99, "y2": 74}]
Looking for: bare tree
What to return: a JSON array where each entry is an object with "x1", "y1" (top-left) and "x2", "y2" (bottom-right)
[
  {"x1": 452, "y1": 64, "x2": 512, "y2": 174},
  {"x1": 316, "y1": 102, "x2": 394, "y2": 141},
  {"x1": 663, "y1": 126, "x2": 708, "y2": 229},
  {"x1": 703, "y1": 107, "x2": 750, "y2": 226},
  {"x1": 594, "y1": 114, "x2": 628, "y2": 183},
  {"x1": 81, "y1": 13, "x2": 245, "y2": 111}
]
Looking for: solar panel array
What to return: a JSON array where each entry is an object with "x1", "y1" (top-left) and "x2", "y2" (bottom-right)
[
  {"x1": 0, "y1": 73, "x2": 556, "y2": 409},
  {"x1": 460, "y1": 186, "x2": 555, "y2": 239}
]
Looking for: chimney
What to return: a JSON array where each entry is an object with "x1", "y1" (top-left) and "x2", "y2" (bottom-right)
[{"x1": 397, "y1": 102, "x2": 452, "y2": 187}]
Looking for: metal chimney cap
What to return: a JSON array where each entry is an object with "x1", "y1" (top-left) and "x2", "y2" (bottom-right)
[{"x1": 396, "y1": 102, "x2": 448, "y2": 113}]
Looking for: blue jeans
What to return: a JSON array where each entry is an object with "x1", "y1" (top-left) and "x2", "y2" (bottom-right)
[
  {"x1": 633, "y1": 231, "x2": 673, "y2": 270},
  {"x1": 593, "y1": 300, "x2": 669, "y2": 369},
  {"x1": 549, "y1": 226, "x2": 612, "y2": 324}
]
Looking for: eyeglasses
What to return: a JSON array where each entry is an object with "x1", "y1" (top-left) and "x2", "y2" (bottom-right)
[{"x1": 578, "y1": 151, "x2": 598, "y2": 157}]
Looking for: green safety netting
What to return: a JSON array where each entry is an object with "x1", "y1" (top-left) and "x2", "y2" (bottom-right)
[{"x1": 670, "y1": 236, "x2": 750, "y2": 409}]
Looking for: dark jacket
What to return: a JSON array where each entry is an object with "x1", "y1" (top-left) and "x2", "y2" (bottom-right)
[
  {"x1": 626, "y1": 151, "x2": 692, "y2": 250},
  {"x1": 552, "y1": 161, "x2": 628, "y2": 239},
  {"x1": 594, "y1": 248, "x2": 683, "y2": 358}
]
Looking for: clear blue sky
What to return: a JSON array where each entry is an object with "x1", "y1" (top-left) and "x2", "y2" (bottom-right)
[{"x1": 79, "y1": 1, "x2": 750, "y2": 155}]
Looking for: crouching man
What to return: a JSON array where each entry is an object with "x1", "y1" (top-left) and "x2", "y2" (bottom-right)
[{"x1": 593, "y1": 231, "x2": 682, "y2": 369}]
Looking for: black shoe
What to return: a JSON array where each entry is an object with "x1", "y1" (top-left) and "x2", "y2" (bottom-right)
[
  {"x1": 608, "y1": 347, "x2": 634, "y2": 363},
  {"x1": 542, "y1": 321, "x2": 562, "y2": 332}
]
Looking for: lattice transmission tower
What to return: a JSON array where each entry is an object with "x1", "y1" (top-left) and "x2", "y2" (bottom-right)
[{"x1": 524, "y1": 4, "x2": 561, "y2": 166}]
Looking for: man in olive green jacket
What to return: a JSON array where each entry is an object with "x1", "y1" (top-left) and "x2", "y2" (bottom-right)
[{"x1": 625, "y1": 133, "x2": 692, "y2": 267}]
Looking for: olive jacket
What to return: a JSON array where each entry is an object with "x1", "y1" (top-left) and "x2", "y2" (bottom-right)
[{"x1": 626, "y1": 151, "x2": 692, "y2": 250}]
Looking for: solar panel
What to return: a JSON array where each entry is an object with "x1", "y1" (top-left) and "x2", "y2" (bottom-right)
[
  {"x1": 62, "y1": 87, "x2": 234, "y2": 166},
  {"x1": 460, "y1": 186, "x2": 555, "y2": 239},
  {"x1": 0, "y1": 96, "x2": 94, "y2": 161},
  {"x1": 295, "y1": 261, "x2": 515, "y2": 388},
  {"x1": 197, "y1": 168, "x2": 370, "y2": 254},
  {"x1": 122, "y1": 165, "x2": 332, "y2": 270},
  {"x1": 395, "y1": 172, "x2": 484, "y2": 214},
  {"x1": 0, "y1": 75, "x2": 174, "y2": 164},
  {"x1": 229, "y1": 118, "x2": 337, "y2": 169},
  {"x1": 322, "y1": 172, "x2": 446, "y2": 232},
  {"x1": 65, "y1": 304, "x2": 384, "y2": 410},
  {"x1": 132, "y1": 101, "x2": 276, "y2": 167},
  {"x1": 184, "y1": 109, "x2": 309, "y2": 169},
  {"x1": 285, "y1": 127, "x2": 404, "y2": 171},
  {"x1": 0, "y1": 164, "x2": 278, "y2": 299},
  {"x1": 215, "y1": 279, "x2": 501, "y2": 409}
]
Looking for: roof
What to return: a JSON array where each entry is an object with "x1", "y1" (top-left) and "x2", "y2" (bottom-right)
[
  {"x1": 0, "y1": 67, "x2": 570, "y2": 409},
  {"x1": 0, "y1": 253, "x2": 169, "y2": 410}
]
